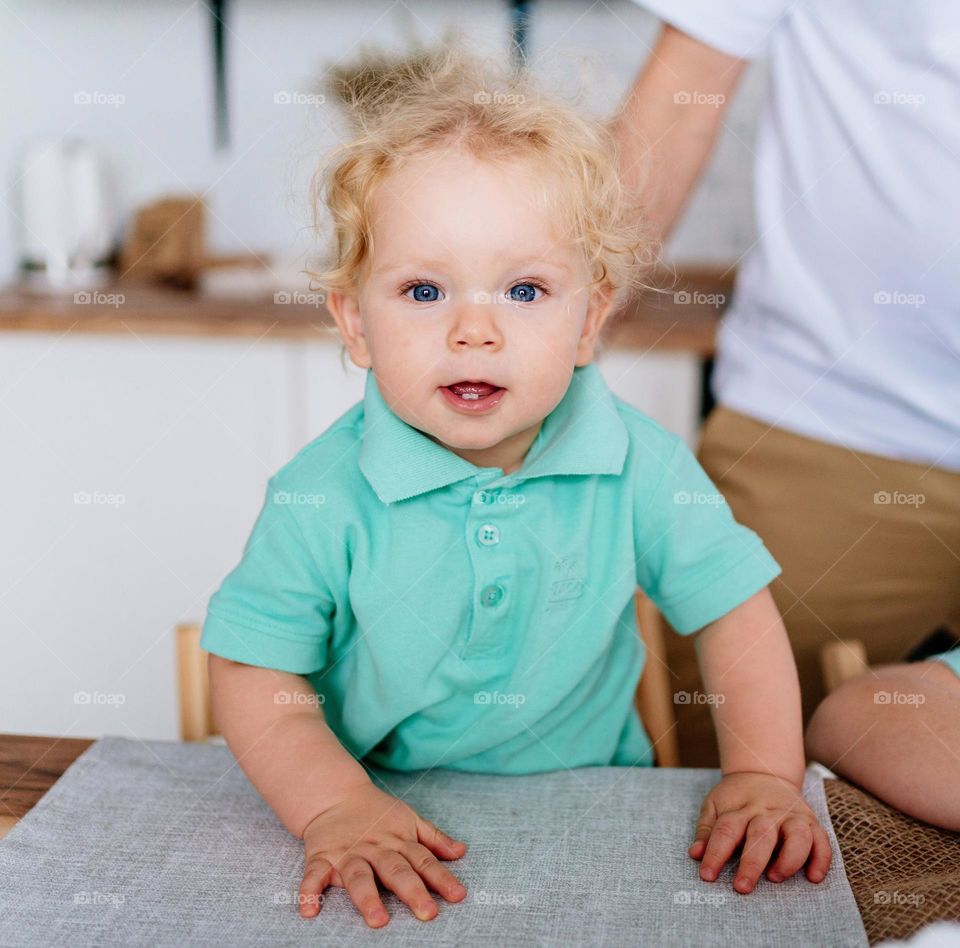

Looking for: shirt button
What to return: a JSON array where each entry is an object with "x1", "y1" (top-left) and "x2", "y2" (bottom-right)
[
  {"x1": 480, "y1": 583, "x2": 505, "y2": 607},
  {"x1": 477, "y1": 523, "x2": 500, "y2": 546}
]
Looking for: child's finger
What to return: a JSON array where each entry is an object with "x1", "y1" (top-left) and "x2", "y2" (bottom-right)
[
  {"x1": 398, "y1": 841, "x2": 468, "y2": 903},
  {"x1": 733, "y1": 817, "x2": 779, "y2": 893},
  {"x1": 698, "y1": 812, "x2": 748, "y2": 882},
  {"x1": 688, "y1": 795, "x2": 718, "y2": 859},
  {"x1": 339, "y1": 855, "x2": 390, "y2": 928},
  {"x1": 298, "y1": 854, "x2": 334, "y2": 919},
  {"x1": 765, "y1": 818, "x2": 813, "y2": 882},
  {"x1": 805, "y1": 824, "x2": 833, "y2": 883},
  {"x1": 416, "y1": 816, "x2": 468, "y2": 860},
  {"x1": 367, "y1": 849, "x2": 438, "y2": 922}
]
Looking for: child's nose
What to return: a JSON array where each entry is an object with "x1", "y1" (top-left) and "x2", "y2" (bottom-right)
[{"x1": 449, "y1": 300, "x2": 504, "y2": 349}]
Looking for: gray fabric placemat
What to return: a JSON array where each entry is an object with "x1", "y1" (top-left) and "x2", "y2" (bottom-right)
[{"x1": 0, "y1": 736, "x2": 867, "y2": 946}]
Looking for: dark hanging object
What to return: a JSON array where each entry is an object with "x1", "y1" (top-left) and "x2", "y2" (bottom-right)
[
  {"x1": 510, "y1": 0, "x2": 533, "y2": 68},
  {"x1": 211, "y1": 0, "x2": 229, "y2": 150}
]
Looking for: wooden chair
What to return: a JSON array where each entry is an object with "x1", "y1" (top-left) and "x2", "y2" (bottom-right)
[
  {"x1": 176, "y1": 593, "x2": 682, "y2": 765},
  {"x1": 175, "y1": 622, "x2": 218, "y2": 741},
  {"x1": 819, "y1": 639, "x2": 870, "y2": 693}
]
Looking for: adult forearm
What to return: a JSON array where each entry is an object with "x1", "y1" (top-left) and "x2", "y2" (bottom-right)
[
  {"x1": 695, "y1": 588, "x2": 806, "y2": 787},
  {"x1": 612, "y1": 24, "x2": 747, "y2": 242},
  {"x1": 208, "y1": 655, "x2": 371, "y2": 837}
]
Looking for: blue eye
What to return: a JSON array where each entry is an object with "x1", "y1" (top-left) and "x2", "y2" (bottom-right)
[
  {"x1": 508, "y1": 283, "x2": 541, "y2": 303},
  {"x1": 405, "y1": 283, "x2": 442, "y2": 302}
]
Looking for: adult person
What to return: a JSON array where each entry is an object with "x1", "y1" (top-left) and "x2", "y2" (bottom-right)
[{"x1": 614, "y1": 3, "x2": 960, "y2": 808}]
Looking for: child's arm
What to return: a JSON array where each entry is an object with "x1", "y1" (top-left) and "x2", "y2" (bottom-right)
[
  {"x1": 688, "y1": 588, "x2": 833, "y2": 893},
  {"x1": 208, "y1": 655, "x2": 468, "y2": 926},
  {"x1": 805, "y1": 660, "x2": 960, "y2": 831}
]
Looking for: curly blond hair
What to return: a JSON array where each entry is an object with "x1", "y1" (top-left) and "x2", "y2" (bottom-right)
[{"x1": 306, "y1": 36, "x2": 654, "y2": 323}]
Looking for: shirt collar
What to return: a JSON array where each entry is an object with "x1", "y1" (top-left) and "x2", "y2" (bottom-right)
[{"x1": 359, "y1": 362, "x2": 628, "y2": 504}]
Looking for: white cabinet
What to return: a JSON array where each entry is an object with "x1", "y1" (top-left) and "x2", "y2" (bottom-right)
[
  {"x1": 0, "y1": 333, "x2": 293, "y2": 739},
  {"x1": 0, "y1": 333, "x2": 699, "y2": 738}
]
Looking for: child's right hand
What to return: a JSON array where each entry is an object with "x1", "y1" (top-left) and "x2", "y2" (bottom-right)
[{"x1": 297, "y1": 781, "x2": 469, "y2": 927}]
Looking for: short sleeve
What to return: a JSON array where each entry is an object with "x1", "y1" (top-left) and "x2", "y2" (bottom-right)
[
  {"x1": 629, "y1": 0, "x2": 792, "y2": 60},
  {"x1": 200, "y1": 478, "x2": 335, "y2": 674},
  {"x1": 635, "y1": 436, "x2": 781, "y2": 634}
]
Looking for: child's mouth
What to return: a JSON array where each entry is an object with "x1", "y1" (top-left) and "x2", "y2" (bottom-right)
[{"x1": 439, "y1": 380, "x2": 507, "y2": 413}]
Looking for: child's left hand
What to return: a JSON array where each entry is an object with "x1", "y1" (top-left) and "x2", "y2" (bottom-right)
[{"x1": 688, "y1": 771, "x2": 833, "y2": 894}]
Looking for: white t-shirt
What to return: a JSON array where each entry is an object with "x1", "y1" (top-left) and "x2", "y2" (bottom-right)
[{"x1": 632, "y1": 0, "x2": 960, "y2": 472}]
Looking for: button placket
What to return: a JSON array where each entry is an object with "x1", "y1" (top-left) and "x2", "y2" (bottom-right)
[{"x1": 462, "y1": 476, "x2": 515, "y2": 658}]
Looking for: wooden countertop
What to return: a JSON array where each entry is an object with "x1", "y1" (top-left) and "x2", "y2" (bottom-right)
[{"x1": 0, "y1": 266, "x2": 731, "y2": 356}]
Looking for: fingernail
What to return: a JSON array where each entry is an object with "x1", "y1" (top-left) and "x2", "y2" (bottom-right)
[
  {"x1": 735, "y1": 876, "x2": 752, "y2": 891},
  {"x1": 810, "y1": 870, "x2": 823, "y2": 882},
  {"x1": 701, "y1": 868, "x2": 715, "y2": 881},
  {"x1": 416, "y1": 905, "x2": 435, "y2": 921},
  {"x1": 768, "y1": 872, "x2": 782, "y2": 883},
  {"x1": 451, "y1": 884, "x2": 466, "y2": 898}
]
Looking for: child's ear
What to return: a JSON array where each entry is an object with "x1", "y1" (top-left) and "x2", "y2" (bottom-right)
[
  {"x1": 575, "y1": 282, "x2": 617, "y2": 366},
  {"x1": 326, "y1": 290, "x2": 372, "y2": 369}
]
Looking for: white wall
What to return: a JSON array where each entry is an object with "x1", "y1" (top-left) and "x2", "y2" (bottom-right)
[{"x1": 0, "y1": 0, "x2": 765, "y2": 282}]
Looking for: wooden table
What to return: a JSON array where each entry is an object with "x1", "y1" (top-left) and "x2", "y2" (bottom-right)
[
  {"x1": 4, "y1": 733, "x2": 955, "y2": 944},
  {"x1": 0, "y1": 734, "x2": 94, "y2": 840}
]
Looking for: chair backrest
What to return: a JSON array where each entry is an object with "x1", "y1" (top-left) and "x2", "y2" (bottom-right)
[
  {"x1": 175, "y1": 623, "x2": 218, "y2": 741},
  {"x1": 634, "y1": 591, "x2": 680, "y2": 767},
  {"x1": 176, "y1": 593, "x2": 681, "y2": 764},
  {"x1": 819, "y1": 639, "x2": 869, "y2": 693}
]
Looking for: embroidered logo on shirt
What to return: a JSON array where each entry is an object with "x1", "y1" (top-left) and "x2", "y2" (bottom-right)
[{"x1": 545, "y1": 555, "x2": 584, "y2": 611}]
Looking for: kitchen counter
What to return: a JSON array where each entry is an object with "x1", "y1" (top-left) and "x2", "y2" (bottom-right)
[{"x1": 0, "y1": 266, "x2": 731, "y2": 355}]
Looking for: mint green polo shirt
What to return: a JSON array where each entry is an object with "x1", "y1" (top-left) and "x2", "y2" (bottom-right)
[{"x1": 201, "y1": 362, "x2": 781, "y2": 775}]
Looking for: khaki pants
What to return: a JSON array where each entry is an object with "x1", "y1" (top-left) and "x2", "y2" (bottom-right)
[{"x1": 667, "y1": 406, "x2": 960, "y2": 768}]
